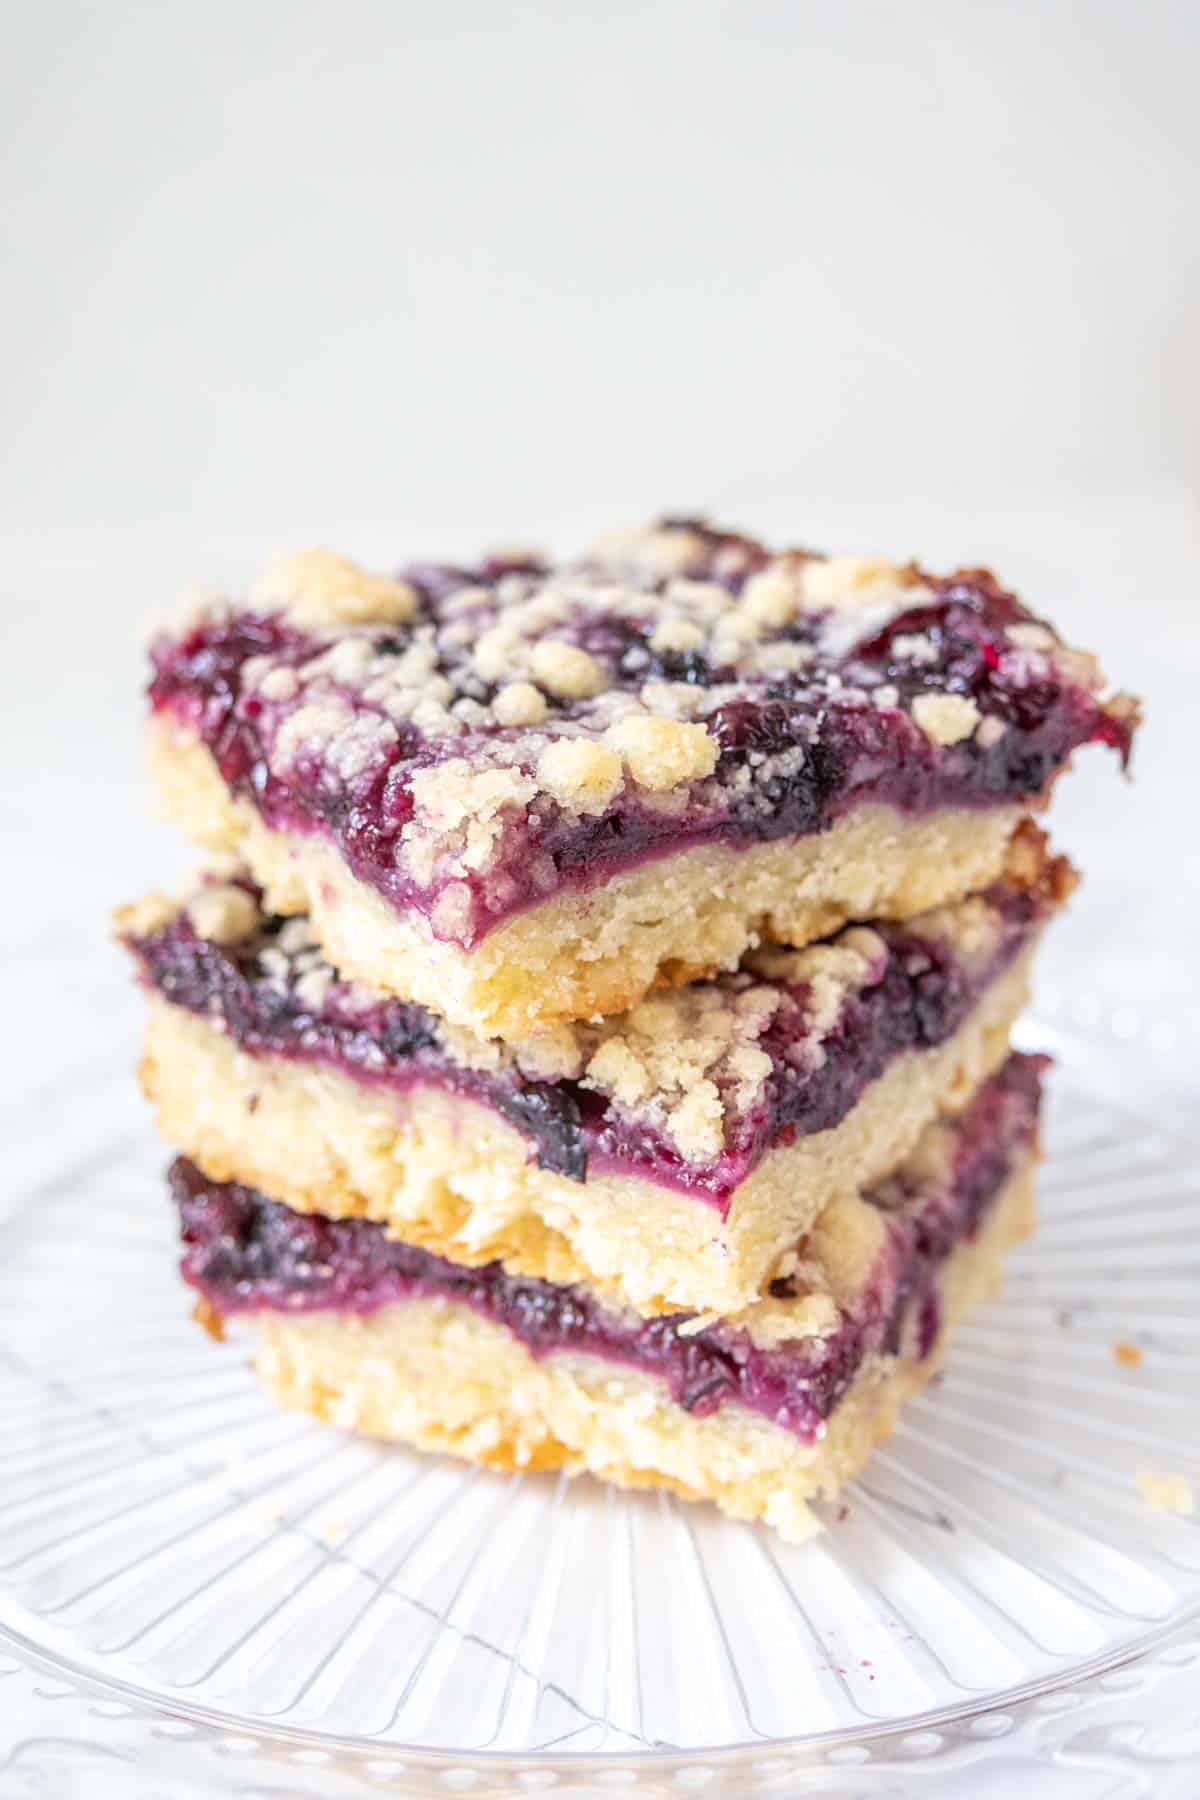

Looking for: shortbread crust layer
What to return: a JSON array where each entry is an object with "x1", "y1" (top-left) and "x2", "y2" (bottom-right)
[{"x1": 177, "y1": 1059, "x2": 1040, "y2": 1539}]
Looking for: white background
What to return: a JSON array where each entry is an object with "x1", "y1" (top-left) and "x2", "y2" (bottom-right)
[{"x1": 4, "y1": 0, "x2": 1199, "y2": 532}]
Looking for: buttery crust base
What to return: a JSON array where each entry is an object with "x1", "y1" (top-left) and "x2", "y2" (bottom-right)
[
  {"x1": 246, "y1": 1158, "x2": 1036, "y2": 1542},
  {"x1": 141, "y1": 949, "x2": 1032, "y2": 1317},
  {"x1": 148, "y1": 719, "x2": 1025, "y2": 1039}
]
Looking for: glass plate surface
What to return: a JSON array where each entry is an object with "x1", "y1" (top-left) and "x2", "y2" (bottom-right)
[{"x1": 1, "y1": 1006, "x2": 1198, "y2": 1789}]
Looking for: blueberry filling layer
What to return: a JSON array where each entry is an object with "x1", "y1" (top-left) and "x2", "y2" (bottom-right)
[
  {"x1": 175, "y1": 1054, "x2": 1044, "y2": 1442},
  {"x1": 126, "y1": 852, "x2": 1064, "y2": 1204},
  {"x1": 148, "y1": 524, "x2": 1133, "y2": 948}
]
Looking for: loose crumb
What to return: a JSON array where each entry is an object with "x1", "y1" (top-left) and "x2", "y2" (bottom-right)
[
  {"x1": 1113, "y1": 1340, "x2": 1143, "y2": 1368},
  {"x1": 192, "y1": 1298, "x2": 226, "y2": 1341},
  {"x1": 1135, "y1": 1472, "x2": 1194, "y2": 1515}
]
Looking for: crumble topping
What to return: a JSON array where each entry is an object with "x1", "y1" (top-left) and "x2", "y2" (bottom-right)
[
  {"x1": 747, "y1": 930, "x2": 889, "y2": 1047},
  {"x1": 528, "y1": 639, "x2": 608, "y2": 700},
  {"x1": 1006, "y1": 622, "x2": 1056, "y2": 653},
  {"x1": 293, "y1": 964, "x2": 333, "y2": 1011},
  {"x1": 276, "y1": 698, "x2": 399, "y2": 784},
  {"x1": 747, "y1": 927, "x2": 886, "y2": 991},
  {"x1": 406, "y1": 762, "x2": 536, "y2": 849},
  {"x1": 914, "y1": 894, "x2": 1005, "y2": 963},
  {"x1": 603, "y1": 715, "x2": 718, "y2": 791},
  {"x1": 535, "y1": 739, "x2": 624, "y2": 814},
  {"x1": 492, "y1": 681, "x2": 548, "y2": 727},
  {"x1": 185, "y1": 883, "x2": 263, "y2": 945},
  {"x1": 889, "y1": 632, "x2": 939, "y2": 665},
  {"x1": 911, "y1": 692, "x2": 982, "y2": 748},
  {"x1": 649, "y1": 616, "x2": 707, "y2": 654},
  {"x1": 117, "y1": 890, "x2": 178, "y2": 938},
  {"x1": 799, "y1": 554, "x2": 921, "y2": 610},
  {"x1": 429, "y1": 883, "x2": 477, "y2": 940},
  {"x1": 1004, "y1": 618, "x2": 1107, "y2": 696},
  {"x1": 638, "y1": 680, "x2": 707, "y2": 719},
  {"x1": 252, "y1": 548, "x2": 417, "y2": 628},
  {"x1": 582, "y1": 985, "x2": 780, "y2": 1160},
  {"x1": 589, "y1": 521, "x2": 722, "y2": 578},
  {"x1": 257, "y1": 666, "x2": 301, "y2": 703}
]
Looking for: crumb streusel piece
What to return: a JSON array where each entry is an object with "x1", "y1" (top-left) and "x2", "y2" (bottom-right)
[
  {"x1": 1135, "y1": 1472, "x2": 1195, "y2": 1516},
  {"x1": 146, "y1": 519, "x2": 1136, "y2": 1037},
  {"x1": 120, "y1": 827, "x2": 1070, "y2": 1315},
  {"x1": 170, "y1": 1054, "x2": 1044, "y2": 1541}
]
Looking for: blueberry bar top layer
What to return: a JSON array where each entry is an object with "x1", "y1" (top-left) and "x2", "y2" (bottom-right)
[
  {"x1": 148, "y1": 519, "x2": 1136, "y2": 950},
  {"x1": 122, "y1": 828, "x2": 1069, "y2": 1206},
  {"x1": 175, "y1": 1053, "x2": 1044, "y2": 1442}
]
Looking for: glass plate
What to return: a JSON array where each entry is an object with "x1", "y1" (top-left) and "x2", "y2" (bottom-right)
[{"x1": 1, "y1": 1005, "x2": 1198, "y2": 1792}]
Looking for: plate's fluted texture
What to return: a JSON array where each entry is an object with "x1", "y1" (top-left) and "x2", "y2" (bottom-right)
[{"x1": 1, "y1": 1007, "x2": 1198, "y2": 1776}]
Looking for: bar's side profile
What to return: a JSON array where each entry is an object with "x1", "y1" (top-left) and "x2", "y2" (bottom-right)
[
  {"x1": 175, "y1": 1055, "x2": 1044, "y2": 1541},
  {"x1": 146, "y1": 520, "x2": 1135, "y2": 1035}
]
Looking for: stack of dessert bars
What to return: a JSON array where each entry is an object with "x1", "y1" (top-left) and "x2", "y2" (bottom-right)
[{"x1": 119, "y1": 520, "x2": 1137, "y2": 1540}]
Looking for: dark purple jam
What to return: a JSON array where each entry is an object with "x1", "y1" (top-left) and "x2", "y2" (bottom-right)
[
  {"x1": 126, "y1": 861, "x2": 1058, "y2": 1207},
  {"x1": 148, "y1": 528, "x2": 1133, "y2": 948},
  {"x1": 173, "y1": 1054, "x2": 1044, "y2": 1442}
]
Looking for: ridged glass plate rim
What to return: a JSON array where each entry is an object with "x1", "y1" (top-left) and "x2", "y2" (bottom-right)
[{"x1": 2, "y1": 1603, "x2": 1199, "y2": 1785}]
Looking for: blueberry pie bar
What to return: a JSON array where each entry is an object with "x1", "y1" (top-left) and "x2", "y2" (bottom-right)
[{"x1": 147, "y1": 520, "x2": 1135, "y2": 1037}]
